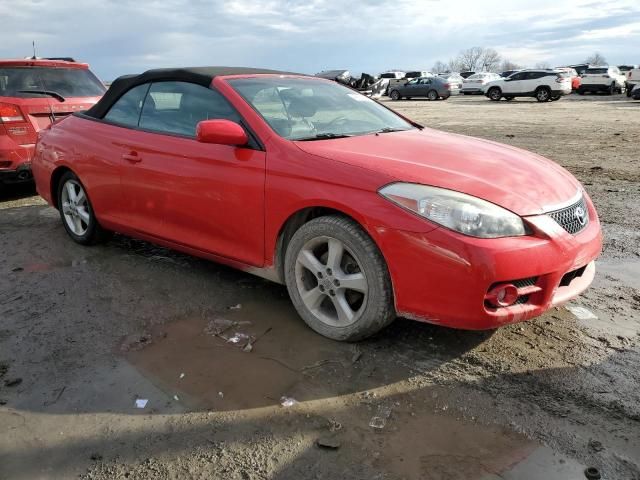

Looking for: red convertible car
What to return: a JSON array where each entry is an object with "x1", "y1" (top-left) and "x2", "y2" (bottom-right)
[{"x1": 32, "y1": 67, "x2": 602, "y2": 341}]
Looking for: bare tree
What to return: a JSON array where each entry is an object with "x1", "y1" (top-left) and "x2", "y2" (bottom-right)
[
  {"x1": 500, "y1": 59, "x2": 521, "y2": 72},
  {"x1": 585, "y1": 52, "x2": 607, "y2": 65},
  {"x1": 431, "y1": 61, "x2": 448, "y2": 73},
  {"x1": 452, "y1": 47, "x2": 501, "y2": 72},
  {"x1": 479, "y1": 48, "x2": 501, "y2": 72},
  {"x1": 448, "y1": 57, "x2": 463, "y2": 72},
  {"x1": 457, "y1": 47, "x2": 485, "y2": 71},
  {"x1": 535, "y1": 61, "x2": 551, "y2": 69}
]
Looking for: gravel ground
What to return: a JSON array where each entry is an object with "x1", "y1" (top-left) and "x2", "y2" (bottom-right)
[{"x1": 0, "y1": 94, "x2": 638, "y2": 480}]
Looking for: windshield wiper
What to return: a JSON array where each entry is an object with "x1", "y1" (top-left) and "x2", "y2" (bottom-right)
[
  {"x1": 375, "y1": 127, "x2": 408, "y2": 134},
  {"x1": 18, "y1": 90, "x2": 66, "y2": 102},
  {"x1": 296, "y1": 133, "x2": 354, "y2": 141}
]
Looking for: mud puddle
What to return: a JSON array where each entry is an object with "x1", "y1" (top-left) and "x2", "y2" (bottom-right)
[
  {"x1": 122, "y1": 296, "x2": 591, "y2": 479},
  {"x1": 124, "y1": 297, "x2": 362, "y2": 410}
]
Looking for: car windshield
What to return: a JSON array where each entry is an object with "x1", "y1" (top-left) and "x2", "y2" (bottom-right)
[
  {"x1": 0, "y1": 67, "x2": 105, "y2": 98},
  {"x1": 228, "y1": 77, "x2": 415, "y2": 141}
]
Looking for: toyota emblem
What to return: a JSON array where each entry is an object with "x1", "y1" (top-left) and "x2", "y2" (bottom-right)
[{"x1": 574, "y1": 206, "x2": 587, "y2": 226}]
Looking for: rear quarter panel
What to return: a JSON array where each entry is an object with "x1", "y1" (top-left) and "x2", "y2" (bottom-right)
[{"x1": 34, "y1": 115, "x2": 124, "y2": 223}]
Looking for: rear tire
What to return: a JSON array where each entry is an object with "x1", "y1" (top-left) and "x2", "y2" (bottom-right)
[
  {"x1": 57, "y1": 171, "x2": 110, "y2": 245},
  {"x1": 427, "y1": 90, "x2": 438, "y2": 101},
  {"x1": 284, "y1": 215, "x2": 395, "y2": 341},
  {"x1": 390, "y1": 90, "x2": 401, "y2": 101},
  {"x1": 488, "y1": 87, "x2": 502, "y2": 101},
  {"x1": 535, "y1": 87, "x2": 551, "y2": 102}
]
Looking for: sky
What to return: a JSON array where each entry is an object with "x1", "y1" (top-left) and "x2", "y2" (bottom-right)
[{"x1": 1, "y1": 0, "x2": 639, "y2": 81}]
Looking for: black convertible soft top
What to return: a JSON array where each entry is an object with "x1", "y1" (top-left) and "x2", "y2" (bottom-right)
[{"x1": 85, "y1": 66, "x2": 304, "y2": 118}]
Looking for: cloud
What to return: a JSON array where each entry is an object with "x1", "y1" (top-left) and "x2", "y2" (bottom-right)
[{"x1": 0, "y1": 0, "x2": 638, "y2": 80}]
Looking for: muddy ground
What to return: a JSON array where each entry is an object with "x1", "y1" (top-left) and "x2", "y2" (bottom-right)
[{"x1": 0, "y1": 94, "x2": 639, "y2": 480}]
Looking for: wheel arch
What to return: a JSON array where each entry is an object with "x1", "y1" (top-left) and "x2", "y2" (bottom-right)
[
  {"x1": 50, "y1": 165, "x2": 74, "y2": 209},
  {"x1": 272, "y1": 205, "x2": 387, "y2": 288}
]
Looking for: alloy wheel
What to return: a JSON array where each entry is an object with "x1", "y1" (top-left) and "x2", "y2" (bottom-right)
[
  {"x1": 61, "y1": 179, "x2": 90, "y2": 236},
  {"x1": 294, "y1": 236, "x2": 368, "y2": 327},
  {"x1": 537, "y1": 89, "x2": 550, "y2": 102}
]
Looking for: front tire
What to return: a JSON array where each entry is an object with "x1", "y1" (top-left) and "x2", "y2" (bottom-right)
[
  {"x1": 57, "y1": 171, "x2": 110, "y2": 245},
  {"x1": 284, "y1": 215, "x2": 395, "y2": 341},
  {"x1": 488, "y1": 87, "x2": 502, "y2": 101},
  {"x1": 609, "y1": 83, "x2": 616, "y2": 95},
  {"x1": 390, "y1": 90, "x2": 401, "y2": 101}
]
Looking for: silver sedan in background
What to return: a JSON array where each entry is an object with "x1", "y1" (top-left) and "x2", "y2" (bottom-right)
[{"x1": 389, "y1": 76, "x2": 459, "y2": 100}]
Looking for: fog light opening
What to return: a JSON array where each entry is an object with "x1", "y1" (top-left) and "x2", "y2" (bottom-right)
[{"x1": 487, "y1": 284, "x2": 519, "y2": 308}]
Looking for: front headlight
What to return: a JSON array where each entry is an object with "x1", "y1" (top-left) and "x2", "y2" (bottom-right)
[{"x1": 379, "y1": 183, "x2": 527, "y2": 238}]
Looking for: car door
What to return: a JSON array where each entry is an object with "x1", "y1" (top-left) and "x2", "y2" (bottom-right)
[
  {"x1": 416, "y1": 78, "x2": 432, "y2": 96},
  {"x1": 118, "y1": 81, "x2": 266, "y2": 266},
  {"x1": 502, "y1": 72, "x2": 526, "y2": 94},
  {"x1": 400, "y1": 78, "x2": 419, "y2": 96}
]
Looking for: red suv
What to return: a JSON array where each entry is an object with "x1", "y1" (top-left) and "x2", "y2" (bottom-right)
[{"x1": 0, "y1": 58, "x2": 105, "y2": 185}]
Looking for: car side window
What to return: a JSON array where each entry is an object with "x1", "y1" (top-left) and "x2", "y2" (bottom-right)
[
  {"x1": 510, "y1": 73, "x2": 525, "y2": 81},
  {"x1": 139, "y1": 81, "x2": 241, "y2": 137},
  {"x1": 103, "y1": 84, "x2": 150, "y2": 127}
]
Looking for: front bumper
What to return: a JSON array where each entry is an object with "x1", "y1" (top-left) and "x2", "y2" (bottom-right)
[{"x1": 373, "y1": 194, "x2": 602, "y2": 329}]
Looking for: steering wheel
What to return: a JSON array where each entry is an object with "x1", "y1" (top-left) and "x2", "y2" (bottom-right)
[{"x1": 325, "y1": 116, "x2": 349, "y2": 129}]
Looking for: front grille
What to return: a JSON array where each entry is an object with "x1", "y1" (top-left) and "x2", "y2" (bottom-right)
[{"x1": 547, "y1": 196, "x2": 589, "y2": 235}]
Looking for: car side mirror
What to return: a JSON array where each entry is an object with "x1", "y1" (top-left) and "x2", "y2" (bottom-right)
[{"x1": 196, "y1": 119, "x2": 248, "y2": 146}]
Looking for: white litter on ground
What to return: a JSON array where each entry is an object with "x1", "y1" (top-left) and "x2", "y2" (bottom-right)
[
  {"x1": 566, "y1": 306, "x2": 598, "y2": 320},
  {"x1": 135, "y1": 399, "x2": 148, "y2": 409}
]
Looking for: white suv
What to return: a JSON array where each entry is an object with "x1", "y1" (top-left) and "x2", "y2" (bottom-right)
[
  {"x1": 483, "y1": 69, "x2": 572, "y2": 102},
  {"x1": 625, "y1": 67, "x2": 640, "y2": 97},
  {"x1": 577, "y1": 66, "x2": 626, "y2": 95},
  {"x1": 461, "y1": 72, "x2": 501, "y2": 94}
]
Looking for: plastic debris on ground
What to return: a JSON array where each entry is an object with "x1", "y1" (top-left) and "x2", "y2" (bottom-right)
[
  {"x1": 135, "y1": 399, "x2": 148, "y2": 409},
  {"x1": 179, "y1": 373, "x2": 185, "y2": 379},
  {"x1": 566, "y1": 306, "x2": 598, "y2": 320},
  {"x1": 227, "y1": 332, "x2": 250, "y2": 344},
  {"x1": 280, "y1": 396, "x2": 298, "y2": 407},
  {"x1": 173, "y1": 395, "x2": 180, "y2": 401},
  {"x1": 369, "y1": 405, "x2": 392, "y2": 429},
  {"x1": 228, "y1": 304, "x2": 242, "y2": 310}
]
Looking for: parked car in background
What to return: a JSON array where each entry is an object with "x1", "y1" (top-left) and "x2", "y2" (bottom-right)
[
  {"x1": 315, "y1": 70, "x2": 352, "y2": 86},
  {"x1": 32, "y1": 66, "x2": 602, "y2": 341},
  {"x1": 387, "y1": 71, "x2": 432, "y2": 92},
  {"x1": 631, "y1": 84, "x2": 640, "y2": 100},
  {"x1": 437, "y1": 72, "x2": 464, "y2": 90},
  {"x1": 0, "y1": 58, "x2": 105, "y2": 185},
  {"x1": 625, "y1": 67, "x2": 640, "y2": 97},
  {"x1": 565, "y1": 64, "x2": 590, "y2": 76},
  {"x1": 379, "y1": 71, "x2": 405, "y2": 80},
  {"x1": 461, "y1": 72, "x2": 501, "y2": 95},
  {"x1": 501, "y1": 70, "x2": 519, "y2": 78},
  {"x1": 618, "y1": 65, "x2": 638, "y2": 74},
  {"x1": 484, "y1": 70, "x2": 572, "y2": 102},
  {"x1": 389, "y1": 76, "x2": 458, "y2": 100},
  {"x1": 554, "y1": 67, "x2": 581, "y2": 90},
  {"x1": 577, "y1": 66, "x2": 626, "y2": 95},
  {"x1": 459, "y1": 71, "x2": 475, "y2": 79}
]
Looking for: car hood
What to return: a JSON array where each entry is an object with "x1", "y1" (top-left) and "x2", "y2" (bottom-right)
[{"x1": 294, "y1": 128, "x2": 580, "y2": 216}]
